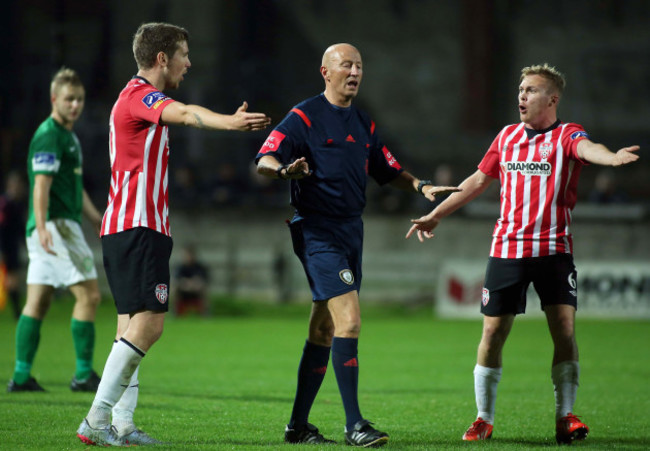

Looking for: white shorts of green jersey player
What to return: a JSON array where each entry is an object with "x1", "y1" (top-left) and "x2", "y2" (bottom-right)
[{"x1": 26, "y1": 218, "x2": 97, "y2": 288}]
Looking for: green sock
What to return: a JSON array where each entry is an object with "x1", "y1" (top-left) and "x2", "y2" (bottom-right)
[
  {"x1": 14, "y1": 315, "x2": 42, "y2": 385},
  {"x1": 71, "y1": 318, "x2": 95, "y2": 380}
]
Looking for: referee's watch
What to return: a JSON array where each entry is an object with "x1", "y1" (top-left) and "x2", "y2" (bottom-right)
[
  {"x1": 276, "y1": 165, "x2": 289, "y2": 180},
  {"x1": 417, "y1": 179, "x2": 433, "y2": 194}
]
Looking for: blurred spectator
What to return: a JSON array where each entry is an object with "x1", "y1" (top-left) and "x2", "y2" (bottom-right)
[
  {"x1": 588, "y1": 169, "x2": 628, "y2": 204},
  {"x1": 173, "y1": 244, "x2": 209, "y2": 316},
  {"x1": 0, "y1": 170, "x2": 27, "y2": 319},
  {"x1": 171, "y1": 164, "x2": 204, "y2": 210},
  {"x1": 209, "y1": 162, "x2": 247, "y2": 206}
]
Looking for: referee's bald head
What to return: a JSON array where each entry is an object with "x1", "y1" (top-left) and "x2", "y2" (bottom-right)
[{"x1": 322, "y1": 43, "x2": 360, "y2": 68}]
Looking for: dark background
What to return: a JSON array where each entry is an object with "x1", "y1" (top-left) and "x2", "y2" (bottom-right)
[{"x1": 1, "y1": 0, "x2": 648, "y2": 215}]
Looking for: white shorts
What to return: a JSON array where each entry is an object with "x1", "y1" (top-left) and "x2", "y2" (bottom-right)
[{"x1": 26, "y1": 218, "x2": 98, "y2": 288}]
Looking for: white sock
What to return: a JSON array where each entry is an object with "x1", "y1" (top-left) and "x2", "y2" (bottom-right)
[
  {"x1": 112, "y1": 365, "x2": 140, "y2": 436},
  {"x1": 552, "y1": 360, "x2": 579, "y2": 421},
  {"x1": 86, "y1": 339, "x2": 144, "y2": 428},
  {"x1": 474, "y1": 364, "x2": 502, "y2": 424}
]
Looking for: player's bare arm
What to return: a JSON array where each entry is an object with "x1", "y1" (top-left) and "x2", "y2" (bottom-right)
[
  {"x1": 406, "y1": 169, "x2": 494, "y2": 242},
  {"x1": 577, "y1": 140, "x2": 640, "y2": 167},
  {"x1": 257, "y1": 155, "x2": 311, "y2": 180},
  {"x1": 161, "y1": 100, "x2": 271, "y2": 131},
  {"x1": 33, "y1": 174, "x2": 56, "y2": 255},
  {"x1": 421, "y1": 185, "x2": 462, "y2": 201}
]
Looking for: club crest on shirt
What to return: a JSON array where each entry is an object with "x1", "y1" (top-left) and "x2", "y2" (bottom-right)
[
  {"x1": 482, "y1": 288, "x2": 490, "y2": 306},
  {"x1": 538, "y1": 142, "x2": 553, "y2": 160},
  {"x1": 339, "y1": 269, "x2": 354, "y2": 285},
  {"x1": 155, "y1": 283, "x2": 169, "y2": 304}
]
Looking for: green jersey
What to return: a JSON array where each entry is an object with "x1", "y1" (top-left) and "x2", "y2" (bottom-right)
[{"x1": 26, "y1": 116, "x2": 84, "y2": 236}]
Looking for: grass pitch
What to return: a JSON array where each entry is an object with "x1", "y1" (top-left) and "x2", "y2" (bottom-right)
[{"x1": 1, "y1": 296, "x2": 649, "y2": 450}]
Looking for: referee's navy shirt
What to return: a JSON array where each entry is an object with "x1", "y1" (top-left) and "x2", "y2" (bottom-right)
[{"x1": 256, "y1": 93, "x2": 403, "y2": 219}]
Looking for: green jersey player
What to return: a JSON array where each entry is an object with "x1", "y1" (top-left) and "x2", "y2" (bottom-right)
[{"x1": 8, "y1": 67, "x2": 105, "y2": 393}]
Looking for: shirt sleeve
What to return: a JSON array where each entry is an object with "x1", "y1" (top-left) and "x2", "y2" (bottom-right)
[
  {"x1": 367, "y1": 124, "x2": 403, "y2": 185},
  {"x1": 477, "y1": 132, "x2": 502, "y2": 178},
  {"x1": 129, "y1": 87, "x2": 175, "y2": 125},
  {"x1": 255, "y1": 111, "x2": 305, "y2": 165},
  {"x1": 563, "y1": 123, "x2": 590, "y2": 163},
  {"x1": 30, "y1": 131, "x2": 62, "y2": 175}
]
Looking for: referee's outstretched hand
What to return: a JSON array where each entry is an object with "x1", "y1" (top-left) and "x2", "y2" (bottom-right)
[{"x1": 285, "y1": 157, "x2": 312, "y2": 179}]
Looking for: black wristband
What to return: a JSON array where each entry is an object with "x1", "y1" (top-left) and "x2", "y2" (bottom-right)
[
  {"x1": 276, "y1": 165, "x2": 288, "y2": 180},
  {"x1": 417, "y1": 179, "x2": 433, "y2": 194}
]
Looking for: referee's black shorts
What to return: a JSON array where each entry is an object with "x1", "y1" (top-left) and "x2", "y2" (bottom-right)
[
  {"x1": 481, "y1": 253, "x2": 578, "y2": 316},
  {"x1": 102, "y1": 227, "x2": 173, "y2": 315}
]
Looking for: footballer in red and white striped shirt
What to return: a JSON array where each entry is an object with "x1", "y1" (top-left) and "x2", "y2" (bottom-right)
[
  {"x1": 406, "y1": 63, "x2": 639, "y2": 444},
  {"x1": 479, "y1": 120, "x2": 588, "y2": 258},
  {"x1": 102, "y1": 77, "x2": 174, "y2": 237},
  {"x1": 80, "y1": 22, "x2": 271, "y2": 447},
  {"x1": 407, "y1": 66, "x2": 640, "y2": 254}
]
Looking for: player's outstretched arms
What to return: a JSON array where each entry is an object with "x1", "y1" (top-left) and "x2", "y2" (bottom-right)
[
  {"x1": 612, "y1": 145, "x2": 640, "y2": 166},
  {"x1": 405, "y1": 169, "x2": 495, "y2": 242},
  {"x1": 230, "y1": 101, "x2": 272, "y2": 131},
  {"x1": 406, "y1": 214, "x2": 440, "y2": 242},
  {"x1": 161, "y1": 101, "x2": 271, "y2": 131},
  {"x1": 577, "y1": 140, "x2": 640, "y2": 167},
  {"x1": 421, "y1": 185, "x2": 462, "y2": 202}
]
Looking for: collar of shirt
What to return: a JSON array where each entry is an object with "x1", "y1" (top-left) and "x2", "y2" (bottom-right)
[{"x1": 524, "y1": 119, "x2": 561, "y2": 139}]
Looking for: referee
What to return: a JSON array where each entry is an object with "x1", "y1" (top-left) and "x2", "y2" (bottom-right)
[{"x1": 256, "y1": 43, "x2": 459, "y2": 447}]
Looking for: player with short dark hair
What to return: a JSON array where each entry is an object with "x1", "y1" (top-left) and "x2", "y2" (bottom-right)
[
  {"x1": 256, "y1": 43, "x2": 459, "y2": 447},
  {"x1": 76, "y1": 22, "x2": 270, "y2": 447},
  {"x1": 406, "y1": 63, "x2": 640, "y2": 445},
  {"x1": 8, "y1": 67, "x2": 105, "y2": 394}
]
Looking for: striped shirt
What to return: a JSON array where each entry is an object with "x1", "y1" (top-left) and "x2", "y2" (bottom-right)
[
  {"x1": 478, "y1": 120, "x2": 589, "y2": 258},
  {"x1": 101, "y1": 77, "x2": 175, "y2": 237}
]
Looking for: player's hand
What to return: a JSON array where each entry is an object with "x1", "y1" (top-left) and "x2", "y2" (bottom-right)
[
  {"x1": 405, "y1": 215, "x2": 440, "y2": 242},
  {"x1": 285, "y1": 157, "x2": 312, "y2": 179},
  {"x1": 612, "y1": 145, "x2": 640, "y2": 167},
  {"x1": 231, "y1": 101, "x2": 272, "y2": 131},
  {"x1": 37, "y1": 228, "x2": 57, "y2": 255},
  {"x1": 422, "y1": 185, "x2": 462, "y2": 202}
]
